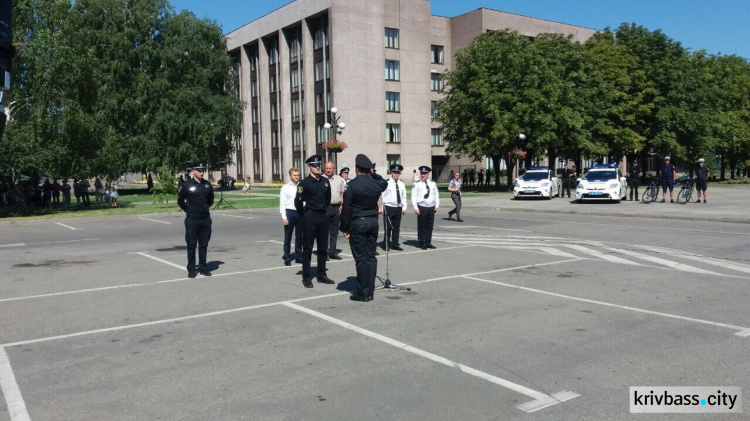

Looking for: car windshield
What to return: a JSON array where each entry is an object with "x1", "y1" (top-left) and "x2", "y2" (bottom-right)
[
  {"x1": 521, "y1": 172, "x2": 548, "y2": 181},
  {"x1": 583, "y1": 171, "x2": 616, "y2": 181}
]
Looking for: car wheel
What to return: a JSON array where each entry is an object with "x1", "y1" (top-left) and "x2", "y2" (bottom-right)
[{"x1": 577, "y1": 199, "x2": 582, "y2": 203}]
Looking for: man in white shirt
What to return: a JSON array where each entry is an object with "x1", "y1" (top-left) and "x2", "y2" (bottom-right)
[
  {"x1": 280, "y1": 167, "x2": 302, "y2": 266},
  {"x1": 411, "y1": 166, "x2": 439, "y2": 249},
  {"x1": 324, "y1": 161, "x2": 347, "y2": 260},
  {"x1": 380, "y1": 164, "x2": 407, "y2": 250}
]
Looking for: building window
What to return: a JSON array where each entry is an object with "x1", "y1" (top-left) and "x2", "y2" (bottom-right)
[
  {"x1": 385, "y1": 60, "x2": 400, "y2": 81},
  {"x1": 313, "y1": 17, "x2": 329, "y2": 50},
  {"x1": 252, "y1": 132, "x2": 259, "y2": 149},
  {"x1": 386, "y1": 155, "x2": 401, "y2": 170},
  {"x1": 384, "y1": 27, "x2": 399, "y2": 49},
  {"x1": 250, "y1": 55, "x2": 257, "y2": 72},
  {"x1": 290, "y1": 35, "x2": 301, "y2": 63},
  {"x1": 270, "y1": 103, "x2": 278, "y2": 121},
  {"x1": 252, "y1": 106, "x2": 258, "y2": 124},
  {"x1": 292, "y1": 128, "x2": 301, "y2": 150},
  {"x1": 431, "y1": 101, "x2": 440, "y2": 119},
  {"x1": 269, "y1": 43, "x2": 278, "y2": 65},
  {"x1": 270, "y1": 75, "x2": 276, "y2": 93},
  {"x1": 385, "y1": 92, "x2": 400, "y2": 112},
  {"x1": 271, "y1": 130, "x2": 279, "y2": 147},
  {"x1": 293, "y1": 156, "x2": 302, "y2": 170},
  {"x1": 314, "y1": 61, "x2": 324, "y2": 82},
  {"x1": 290, "y1": 69, "x2": 299, "y2": 92},
  {"x1": 316, "y1": 125, "x2": 328, "y2": 144},
  {"x1": 254, "y1": 158, "x2": 261, "y2": 175},
  {"x1": 431, "y1": 128, "x2": 444, "y2": 146},
  {"x1": 431, "y1": 45, "x2": 444, "y2": 64},
  {"x1": 385, "y1": 123, "x2": 400, "y2": 143},
  {"x1": 251, "y1": 80, "x2": 258, "y2": 98},
  {"x1": 315, "y1": 93, "x2": 325, "y2": 113},
  {"x1": 431, "y1": 73, "x2": 444, "y2": 91},
  {"x1": 273, "y1": 157, "x2": 280, "y2": 177},
  {"x1": 291, "y1": 99, "x2": 300, "y2": 122}
]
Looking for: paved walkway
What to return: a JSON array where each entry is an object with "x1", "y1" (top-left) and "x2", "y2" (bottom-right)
[{"x1": 462, "y1": 186, "x2": 750, "y2": 223}]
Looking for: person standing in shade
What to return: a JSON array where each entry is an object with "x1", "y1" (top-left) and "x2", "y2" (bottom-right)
[
  {"x1": 280, "y1": 167, "x2": 303, "y2": 266},
  {"x1": 295, "y1": 155, "x2": 335, "y2": 288},
  {"x1": 341, "y1": 154, "x2": 388, "y2": 302},
  {"x1": 659, "y1": 156, "x2": 676, "y2": 203},
  {"x1": 411, "y1": 166, "x2": 439, "y2": 249},
  {"x1": 380, "y1": 164, "x2": 407, "y2": 251},
  {"x1": 447, "y1": 170, "x2": 463, "y2": 222},
  {"x1": 339, "y1": 167, "x2": 350, "y2": 184},
  {"x1": 477, "y1": 169, "x2": 484, "y2": 187},
  {"x1": 177, "y1": 161, "x2": 214, "y2": 278},
  {"x1": 695, "y1": 158, "x2": 709, "y2": 203},
  {"x1": 627, "y1": 159, "x2": 643, "y2": 201},
  {"x1": 562, "y1": 165, "x2": 577, "y2": 198},
  {"x1": 323, "y1": 161, "x2": 347, "y2": 260}
]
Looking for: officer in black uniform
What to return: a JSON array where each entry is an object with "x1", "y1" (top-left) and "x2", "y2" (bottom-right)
[
  {"x1": 295, "y1": 155, "x2": 335, "y2": 288},
  {"x1": 340, "y1": 154, "x2": 388, "y2": 302},
  {"x1": 177, "y1": 161, "x2": 215, "y2": 278}
]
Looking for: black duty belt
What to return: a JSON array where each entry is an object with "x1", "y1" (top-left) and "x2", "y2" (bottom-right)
[
  {"x1": 330, "y1": 203, "x2": 341, "y2": 207},
  {"x1": 187, "y1": 212, "x2": 210, "y2": 218}
]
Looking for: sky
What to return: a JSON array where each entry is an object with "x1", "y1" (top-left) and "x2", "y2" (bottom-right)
[{"x1": 169, "y1": 0, "x2": 750, "y2": 59}]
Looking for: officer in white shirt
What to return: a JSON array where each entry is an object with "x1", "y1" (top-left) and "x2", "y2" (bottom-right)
[
  {"x1": 380, "y1": 164, "x2": 407, "y2": 250},
  {"x1": 279, "y1": 167, "x2": 302, "y2": 266},
  {"x1": 411, "y1": 165, "x2": 439, "y2": 249}
]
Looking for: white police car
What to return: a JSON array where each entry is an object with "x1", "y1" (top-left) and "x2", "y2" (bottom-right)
[
  {"x1": 513, "y1": 167, "x2": 560, "y2": 200},
  {"x1": 576, "y1": 163, "x2": 627, "y2": 203}
]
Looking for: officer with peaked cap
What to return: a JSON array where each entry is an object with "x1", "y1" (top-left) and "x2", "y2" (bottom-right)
[
  {"x1": 380, "y1": 164, "x2": 407, "y2": 250},
  {"x1": 339, "y1": 167, "x2": 350, "y2": 184},
  {"x1": 177, "y1": 161, "x2": 215, "y2": 278},
  {"x1": 295, "y1": 155, "x2": 335, "y2": 288},
  {"x1": 341, "y1": 154, "x2": 388, "y2": 302},
  {"x1": 411, "y1": 165, "x2": 439, "y2": 249}
]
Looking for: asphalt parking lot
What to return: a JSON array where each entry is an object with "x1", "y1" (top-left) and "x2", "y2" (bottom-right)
[{"x1": 1, "y1": 187, "x2": 749, "y2": 420}]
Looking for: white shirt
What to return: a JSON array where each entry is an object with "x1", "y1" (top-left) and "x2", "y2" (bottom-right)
[
  {"x1": 279, "y1": 181, "x2": 298, "y2": 219},
  {"x1": 411, "y1": 179, "x2": 439, "y2": 209},
  {"x1": 381, "y1": 178, "x2": 407, "y2": 209}
]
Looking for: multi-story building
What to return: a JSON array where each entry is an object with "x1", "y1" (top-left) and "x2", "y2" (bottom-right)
[{"x1": 226, "y1": 0, "x2": 597, "y2": 183}]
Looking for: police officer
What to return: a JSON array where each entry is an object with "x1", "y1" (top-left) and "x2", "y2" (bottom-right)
[
  {"x1": 411, "y1": 166, "x2": 439, "y2": 249},
  {"x1": 177, "y1": 161, "x2": 214, "y2": 278},
  {"x1": 295, "y1": 155, "x2": 335, "y2": 288},
  {"x1": 380, "y1": 164, "x2": 407, "y2": 250},
  {"x1": 339, "y1": 167, "x2": 350, "y2": 184},
  {"x1": 659, "y1": 156, "x2": 676, "y2": 203},
  {"x1": 627, "y1": 159, "x2": 643, "y2": 201},
  {"x1": 340, "y1": 154, "x2": 388, "y2": 302},
  {"x1": 695, "y1": 158, "x2": 709, "y2": 203},
  {"x1": 562, "y1": 164, "x2": 577, "y2": 198}
]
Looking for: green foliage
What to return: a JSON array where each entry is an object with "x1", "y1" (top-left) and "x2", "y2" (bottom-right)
[
  {"x1": 3, "y1": 0, "x2": 242, "y2": 182},
  {"x1": 150, "y1": 166, "x2": 179, "y2": 204}
]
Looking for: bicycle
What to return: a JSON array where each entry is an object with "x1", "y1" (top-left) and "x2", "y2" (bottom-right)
[
  {"x1": 641, "y1": 177, "x2": 660, "y2": 204},
  {"x1": 676, "y1": 176, "x2": 694, "y2": 205}
]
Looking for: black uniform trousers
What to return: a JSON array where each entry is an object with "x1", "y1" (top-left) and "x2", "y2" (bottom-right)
[
  {"x1": 327, "y1": 205, "x2": 341, "y2": 256},
  {"x1": 302, "y1": 209, "x2": 329, "y2": 280},
  {"x1": 417, "y1": 205, "x2": 435, "y2": 246},
  {"x1": 628, "y1": 180, "x2": 640, "y2": 200},
  {"x1": 383, "y1": 205, "x2": 402, "y2": 247},
  {"x1": 349, "y1": 216, "x2": 379, "y2": 298},
  {"x1": 283, "y1": 209, "x2": 303, "y2": 263},
  {"x1": 450, "y1": 193, "x2": 461, "y2": 219},
  {"x1": 185, "y1": 215, "x2": 212, "y2": 272},
  {"x1": 562, "y1": 178, "x2": 572, "y2": 198}
]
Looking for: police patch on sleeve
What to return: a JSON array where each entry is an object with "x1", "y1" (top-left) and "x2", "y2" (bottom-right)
[{"x1": 297, "y1": 187, "x2": 303, "y2": 194}]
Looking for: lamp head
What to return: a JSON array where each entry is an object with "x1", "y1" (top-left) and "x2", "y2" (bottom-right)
[
  {"x1": 338, "y1": 122, "x2": 346, "y2": 130},
  {"x1": 330, "y1": 107, "x2": 338, "y2": 114},
  {"x1": 323, "y1": 122, "x2": 331, "y2": 130}
]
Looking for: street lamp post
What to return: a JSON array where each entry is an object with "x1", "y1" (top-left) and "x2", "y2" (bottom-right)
[
  {"x1": 323, "y1": 107, "x2": 346, "y2": 167},
  {"x1": 515, "y1": 133, "x2": 526, "y2": 181}
]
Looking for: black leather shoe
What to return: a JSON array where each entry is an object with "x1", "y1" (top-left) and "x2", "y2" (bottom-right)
[
  {"x1": 188, "y1": 271, "x2": 197, "y2": 279},
  {"x1": 198, "y1": 269, "x2": 212, "y2": 276},
  {"x1": 426, "y1": 244, "x2": 436, "y2": 249},
  {"x1": 350, "y1": 294, "x2": 370, "y2": 302},
  {"x1": 295, "y1": 259, "x2": 303, "y2": 264},
  {"x1": 328, "y1": 254, "x2": 342, "y2": 260},
  {"x1": 420, "y1": 244, "x2": 427, "y2": 250},
  {"x1": 317, "y1": 275, "x2": 335, "y2": 284},
  {"x1": 302, "y1": 279, "x2": 313, "y2": 288},
  {"x1": 284, "y1": 260, "x2": 291, "y2": 266},
  {"x1": 447, "y1": 210, "x2": 454, "y2": 220},
  {"x1": 391, "y1": 245, "x2": 403, "y2": 251},
  {"x1": 367, "y1": 295, "x2": 374, "y2": 301}
]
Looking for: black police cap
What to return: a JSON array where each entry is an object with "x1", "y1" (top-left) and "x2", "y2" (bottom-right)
[
  {"x1": 390, "y1": 164, "x2": 403, "y2": 172},
  {"x1": 355, "y1": 154, "x2": 374, "y2": 170},
  {"x1": 192, "y1": 161, "x2": 207, "y2": 171},
  {"x1": 306, "y1": 155, "x2": 323, "y2": 167},
  {"x1": 339, "y1": 167, "x2": 350, "y2": 174},
  {"x1": 419, "y1": 165, "x2": 432, "y2": 173}
]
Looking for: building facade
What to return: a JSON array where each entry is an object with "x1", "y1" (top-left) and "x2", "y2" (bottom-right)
[{"x1": 226, "y1": 0, "x2": 597, "y2": 183}]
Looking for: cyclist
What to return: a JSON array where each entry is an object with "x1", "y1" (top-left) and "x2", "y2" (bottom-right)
[
  {"x1": 659, "y1": 156, "x2": 676, "y2": 203},
  {"x1": 695, "y1": 158, "x2": 709, "y2": 203}
]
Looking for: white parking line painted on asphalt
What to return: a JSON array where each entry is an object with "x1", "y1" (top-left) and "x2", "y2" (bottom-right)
[
  {"x1": 134, "y1": 252, "x2": 185, "y2": 271},
  {"x1": 464, "y1": 276, "x2": 750, "y2": 337},
  {"x1": 503, "y1": 246, "x2": 579, "y2": 258},
  {"x1": 213, "y1": 213, "x2": 255, "y2": 219},
  {"x1": 26, "y1": 238, "x2": 100, "y2": 246},
  {"x1": 0, "y1": 243, "x2": 26, "y2": 248},
  {"x1": 563, "y1": 244, "x2": 641, "y2": 265},
  {"x1": 0, "y1": 348, "x2": 31, "y2": 421},
  {"x1": 54, "y1": 222, "x2": 77, "y2": 230},
  {"x1": 139, "y1": 217, "x2": 171, "y2": 225},
  {"x1": 602, "y1": 247, "x2": 722, "y2": 275},
  {"x1": 283, "y1": 302, "x2": 578, "y2": 413}
]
